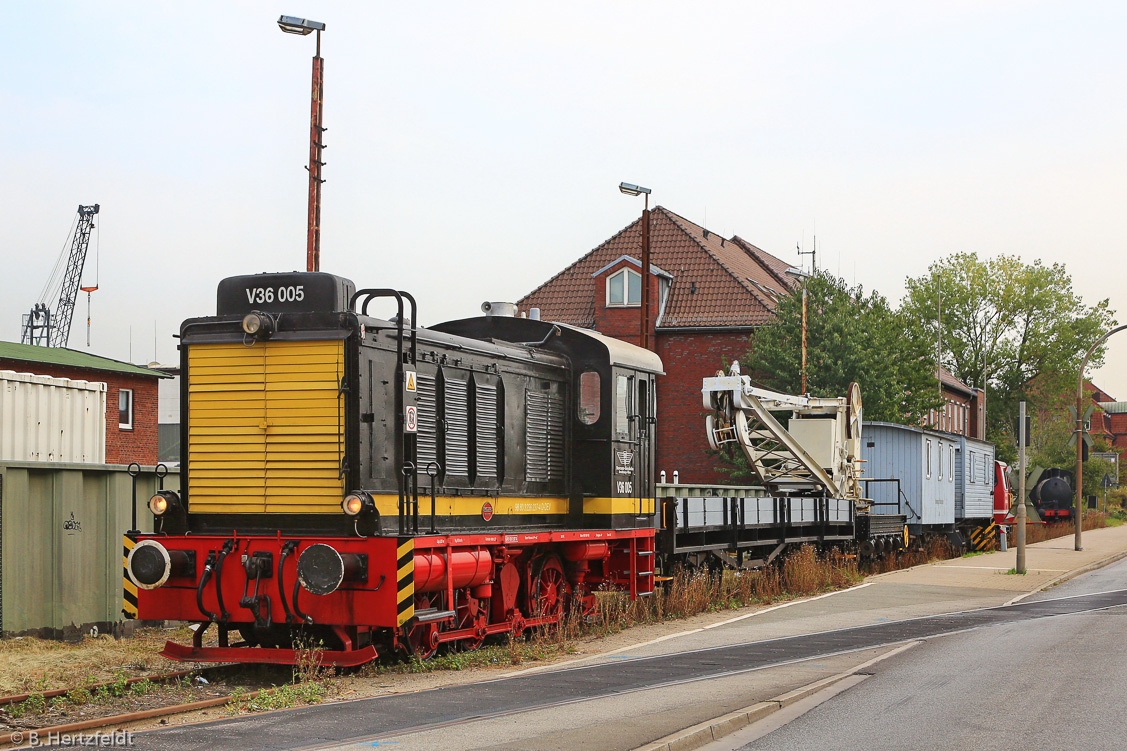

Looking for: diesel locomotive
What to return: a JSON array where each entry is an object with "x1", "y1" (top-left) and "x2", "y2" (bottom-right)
[{"x1": 125, "y1": 271, "x2": 662, "y2": 664}]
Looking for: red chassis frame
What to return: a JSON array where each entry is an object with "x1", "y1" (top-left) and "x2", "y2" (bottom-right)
[{"x1": 131, "y1": 527, "x2": 656, "y2": 666}]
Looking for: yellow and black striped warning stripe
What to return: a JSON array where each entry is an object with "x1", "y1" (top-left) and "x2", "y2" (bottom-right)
[
  {"x1": 968, "y1": 521, "x2": 998, "y2": 552},
  {"x1": 396, "y1": 538, "x2": 414, "y2": 626},
  {"x1": 123, "y1": 534, "x2": 138, "y2": 619}
]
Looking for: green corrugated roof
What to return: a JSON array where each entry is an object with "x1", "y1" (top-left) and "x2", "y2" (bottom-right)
[{"x1": 0, "y1": 341, "x2": 167, "y2": 378}]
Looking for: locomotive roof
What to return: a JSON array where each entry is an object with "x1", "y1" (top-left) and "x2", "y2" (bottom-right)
[
  {"x1": 428, "y1": 315, "x2": 663, "y2": 374},
  {"x1": 554, "y1": 323, "x2": 664, "y2": 374}
]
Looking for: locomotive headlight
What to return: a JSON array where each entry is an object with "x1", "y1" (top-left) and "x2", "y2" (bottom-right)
[
  {"x1": 342, "y1": 490, "x2": 375, "y2": 517},
  {"x1": 148, "y1": 490, "x2": 181, "y2": 517},
  {"x1": 241, "y1": 311, "x2": 276, "y2": 339}
]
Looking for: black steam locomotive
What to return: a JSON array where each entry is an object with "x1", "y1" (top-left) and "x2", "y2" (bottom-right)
[{"x1": 1029, "y1": 467, "x2": 1075, "y2": 521}]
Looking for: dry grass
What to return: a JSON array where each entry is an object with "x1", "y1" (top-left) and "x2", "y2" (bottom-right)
[
  {"x1": 0, "y1": 626, "x2": 190, "y2": 696},
  {"x1": 1021, "y1": 511, "x2": 1107, "y2": 545},
  {"x1": 586, "y1": 545, "x2": 866, "y2": 638}
]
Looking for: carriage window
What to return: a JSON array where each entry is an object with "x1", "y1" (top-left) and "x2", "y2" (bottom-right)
[
  {"x1": 926, "y1": 439, "x2": 932, "y2": 479},
  {"x1": 578, "y1": 371, "x2": 600, "y2": 425},
  {"x1": 969, "y1": 452, "x2": 976, "y2": 484},
  {"x1": 949, "y1": 445, "x2": 954, "y2": 482},
  {"x1": 615, "y1": 375, "x2": 630, "y2": 438}
]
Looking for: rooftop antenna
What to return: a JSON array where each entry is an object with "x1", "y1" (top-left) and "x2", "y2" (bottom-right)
[
  {"x1": 796, "y1": 231, "x2": 816, "y2": 394},
  {"x1": 797, "y1": 233, "x2": 816, "y2": 272}
]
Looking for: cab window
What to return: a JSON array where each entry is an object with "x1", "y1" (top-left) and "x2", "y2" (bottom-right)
[{"x1": 578, "y1": 370, "x2": 601, "y2": 425}]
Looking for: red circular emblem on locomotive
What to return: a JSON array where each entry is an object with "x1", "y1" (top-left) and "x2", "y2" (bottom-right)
[{"x1": 481, "y1": 501, "x2": 494, "y2": 521}]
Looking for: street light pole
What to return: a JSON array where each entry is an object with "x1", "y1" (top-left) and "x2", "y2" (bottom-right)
[
  {"x1": 307, "y1": 30, "x2": 325, "y2": 273},
  {"x1": 278, "y1": 15, "x2": 327, "y2": 273},
  {"x1": 619, "y1": 183, "x2": 653, "y2": 351},
  {"x1": 1017, "y1": 401, "x2": 1026, "y2": 574},
  {"x1": 1074, "y1": 323, "x2": 1127, "y2": 551}
]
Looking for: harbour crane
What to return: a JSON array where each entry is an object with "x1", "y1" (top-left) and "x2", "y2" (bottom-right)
[{"x1": 21, "y1": 204, "x2": 99, "y2": 348}]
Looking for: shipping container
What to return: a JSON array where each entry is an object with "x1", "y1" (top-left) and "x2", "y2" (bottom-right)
[
  {"x1": 0, "y1": 460, "x2": 170, "y2": 636},
  {"x1": 862, "y1": 421, "x2": 956, "y2": 531},
  {"x1": 954, "y1": 435, "x2": 995, "y2": 521},
  {"x1": 0, "y1": 370, "x2": 106, "y2": 464}
]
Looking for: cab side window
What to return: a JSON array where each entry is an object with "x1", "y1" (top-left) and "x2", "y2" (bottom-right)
[{"x1": 578, "y1": 370, "x2": 601, "y2": 425}]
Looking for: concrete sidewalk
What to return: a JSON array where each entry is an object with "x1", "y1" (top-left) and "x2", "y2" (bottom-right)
[{"x1": 872, "y1": 522, "x2": 1127, "y2": 601}]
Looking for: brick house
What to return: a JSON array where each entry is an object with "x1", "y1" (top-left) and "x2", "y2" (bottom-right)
[
  {"x1": 517, "y1": 207, "x2": 801, "y2": 484},
  {"x1": 928, "y1": 366, "x2": 987, "y2": 439},
  {"x1": 0, "y1": 341, "x2": 164, "y2": 465}
]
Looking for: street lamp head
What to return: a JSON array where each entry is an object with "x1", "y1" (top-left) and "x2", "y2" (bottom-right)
[
  {"x1": 278, "y1": 15, "x2": 325, "y2": 35},
  {"x1": 619, "y1": 182, "x2": 651, "y2": 197}
]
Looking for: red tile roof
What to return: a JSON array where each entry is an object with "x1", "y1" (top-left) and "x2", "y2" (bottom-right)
[
  {"x1": 517, "y1": 207, "x2": 799, "y2": 329},
  {"x1": 939, "y1": 366, "x2": 974, "y2": 395}
]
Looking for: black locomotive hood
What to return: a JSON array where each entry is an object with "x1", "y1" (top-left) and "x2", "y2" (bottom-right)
[{"x1": 217, "y1": 272, "x2": 356, "y2": 316}]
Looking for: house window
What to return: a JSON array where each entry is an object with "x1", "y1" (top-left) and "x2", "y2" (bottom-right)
[
  {"x1": 607, "y1": 268, "x2": 642, "y2": 307},
  {"x1": 119, "y1": 389, "x2": 134, "y2": 430}
]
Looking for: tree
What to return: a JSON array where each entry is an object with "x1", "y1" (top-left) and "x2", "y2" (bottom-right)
[
  {"x1": 902, "y1": 253, "x2": 1115, "y2": 456},
  {"x1": 742, "y1": 271, "x2": 941, "y2": 424}
]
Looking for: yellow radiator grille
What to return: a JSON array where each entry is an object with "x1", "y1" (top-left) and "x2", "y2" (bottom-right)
[{"x1": 187, "y1": 340, "x2": 345, "y2": 514}]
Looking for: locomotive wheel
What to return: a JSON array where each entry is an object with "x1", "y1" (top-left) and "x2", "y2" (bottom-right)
[
  {"x1": 529, "y1": 555, "x2": 570, "y2": 621},
  {"x1": 453, "y1": 592, "x2": 488, "y2": 652},
  {"x1": 404, "y1": 594, "x2": 441, "y2": 660}
]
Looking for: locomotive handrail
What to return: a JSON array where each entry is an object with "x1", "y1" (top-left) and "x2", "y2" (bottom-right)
[
  {"x1": 861, "y1": 478, "x2": 918, "y2": 518},
  {"x1": 402, "y1": 463, "x2": 420, "y2": 534},
  {"x1": 350, "y1": 289, "x2": 417, "y2": 535},
  {"x1": 127, "y1": 462, "x2": 142, "y2": 533},
  {"x1": 426, "y1": 461, "x2": 441, "y2": 534}
]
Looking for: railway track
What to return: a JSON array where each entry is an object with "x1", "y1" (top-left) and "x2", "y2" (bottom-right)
[{"x1": 0, "y1": 663, "x2": 259, "y2": 748}]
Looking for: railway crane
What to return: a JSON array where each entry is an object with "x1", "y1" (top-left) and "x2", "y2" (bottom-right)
[{"x1": 21, "y1": 204, "x2": 100, "y2": 347}]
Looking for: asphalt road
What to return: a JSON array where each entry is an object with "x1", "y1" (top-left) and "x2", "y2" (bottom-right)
[{"x1": 710, "y1": 556, "x2": 1127, "y2": 751}]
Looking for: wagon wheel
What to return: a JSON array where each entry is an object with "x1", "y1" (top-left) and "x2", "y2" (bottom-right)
[
  {"x1": 846, "y1": 382, "x2": 863, "y2": 440},
  {"x1": 529, "y1": 555, "x2": 570, "y2": 622},
  {"x1": 452, "y1": 591, "x2": 488, "y2": 652},
  {"x1": 404, "y1": 594, "x2": 441, "y2": 660}
]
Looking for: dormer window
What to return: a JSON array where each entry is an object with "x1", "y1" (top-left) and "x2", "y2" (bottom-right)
[{"x1": 607, "y1": 268, "x2": 642, "y2": 307}]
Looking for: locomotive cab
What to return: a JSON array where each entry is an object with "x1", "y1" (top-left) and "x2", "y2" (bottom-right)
[{"x1": 429, "y1": 316, "x2": 663, "y2": 529}]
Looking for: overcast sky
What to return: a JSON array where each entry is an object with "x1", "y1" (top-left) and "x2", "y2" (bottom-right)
[{"x1": 3, "y1": 2, "x2": 1125, "y2": 396}]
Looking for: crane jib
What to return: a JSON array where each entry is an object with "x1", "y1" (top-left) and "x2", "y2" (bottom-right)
[{"x1": 20, "y1": 204, "x2": 100, "y2": 348}]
